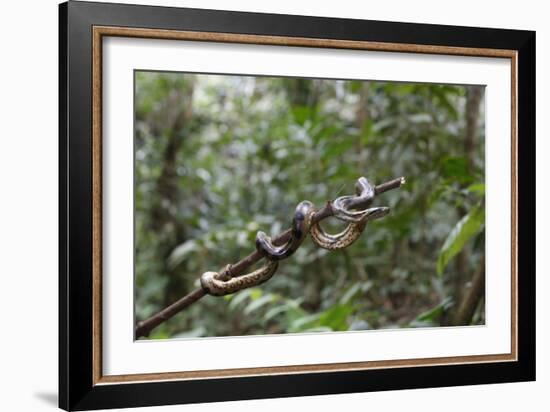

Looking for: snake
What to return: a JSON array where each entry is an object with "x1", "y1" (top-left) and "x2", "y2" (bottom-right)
[
  {"x1": 200, "y1": 261, "x2": 279, "y2": 296},
  {"x1": 332, "y1": 177, "x2": 376, "y2": 222},
  {"x1": 310, "y1": 207, "x2": 389, "y2": 250},
  {"x1": 255, "y1": 200, "x2": 316, "y2": 260},
  {"x1": 202, "y1": 177, "x2": 390, "y2": 295},
  {"x1": 202, "y1": 200, "x2": 315, "y2": 295},
  {"x1": 310, "y1": 177, "x2": 390, "y2": 250}
]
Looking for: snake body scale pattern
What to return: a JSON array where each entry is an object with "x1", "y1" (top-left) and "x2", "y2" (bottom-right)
[
  {"x1": 200, "y1": 261, "x2": 279, "y2": 296},
  {"x1": 310, "y1": 208, "x2": 389, "y2": 250}
]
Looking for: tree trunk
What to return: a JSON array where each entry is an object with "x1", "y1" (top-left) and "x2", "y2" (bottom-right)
[
  {"x1": 148, "y1": 83, "x2": 196, "y2": 307},
  {"x1": 447, "y1": 86, "x2": 484, "y2": 326}
]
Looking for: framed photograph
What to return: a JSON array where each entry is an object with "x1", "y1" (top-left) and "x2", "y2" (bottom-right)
[{"x1": 59, "y1": 1, "x2": 535, "y2": 410}]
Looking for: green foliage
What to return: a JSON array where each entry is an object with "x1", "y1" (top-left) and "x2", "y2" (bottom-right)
[
  {"x1": 134, "y1": 71, "x2": 486, "y2": 339},
  {"x1": 410, "y1": 297, "x2": 453, "y2": 327},
  {"x1": 437, "y1": 203, "x2": 485, "y2": 276}
]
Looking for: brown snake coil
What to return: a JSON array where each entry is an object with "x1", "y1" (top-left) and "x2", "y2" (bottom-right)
[
  {"x1": 201, "y1": 177, "x2": 391, "y2": 295},
  {"x1": 310, "y1": 177, "x2": 390, "y2": 250},
  {"x1": 200, "y1": 261, "x2": 279, "y2": 296},
  {"x1": 255, "y1": 200, "x2": 316, "y2": 260},
  {"x1": 310, "y1": 208, "x2": 388, "y2": 250}
]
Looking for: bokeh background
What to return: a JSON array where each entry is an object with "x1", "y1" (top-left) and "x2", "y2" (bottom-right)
[{"x1": 134, "y1": 71, "x2": 485, "y2": 339}]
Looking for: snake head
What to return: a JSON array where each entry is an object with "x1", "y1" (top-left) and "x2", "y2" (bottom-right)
[
  {"x1": 356, "y1": 177, "x2": 375, "y2": 199},
  {"x1": 364, "y1": 206, "x2": 390, "y2": 221}
]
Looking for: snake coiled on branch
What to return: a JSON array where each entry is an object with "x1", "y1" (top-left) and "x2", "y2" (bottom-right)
[
  {"x1": 200, "y1": 261, "x2": 279, "y2": 296},
  {"x1": 310, "y1": 177, "x2": 390, "y2": 250},
  {"x1": 200, "y1": 176, "x2": 391, "y2": 297},
  {"x1": 255, "y1": 200, "x2": 316, "y2": 260}
]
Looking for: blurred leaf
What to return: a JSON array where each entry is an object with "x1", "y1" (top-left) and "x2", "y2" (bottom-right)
[
  {"x1": 228, "y1": 289, "x2": 252, "y2": 311},
  {"x1": 289, "y1": 314, "x2": 321, "y2": 333},
  {"x1": 263, "y1": 305, "x2": 290, "y2": 323},
  {"x1": 244, "y1": 294, "x2": 274, "y2": 315},
  {"x1": 467, "y1": 182, "x2": 485, "y2": 196},
  {"x1": 440, "y1": 156, "x2": 471, "y2": 184},
  {"x1": 427, "y1": 184, "x2": 450, "y2": 208},
  {"x1": 292, "y1": 105, "x2": 315, "y2": 125},
  {"x1": 249, "y1": 288, "x2": 263, "y2": 300},
  {"x1": 437, "y1": 204, "x2": 485, "y2": 275},
  {"x1": 318, "y1": 304, "x2": 354, "y2": 331},
  {"x1": 408, "y1": 113, "x2": 432, "y2": 123},
  {"x1": 432, "y1": 86, "x2": 458, "y2": 119},
  {"x1": 340, "y1": 281, "x2": 372, "y2": 305},
  {"x1": 322, "y1": 138, "x2": 355, "y2": 161},
  {"x1": 167, "y1": 240, "x2": 199, "y2": 269},
  {"x1": 413, "y1": 297, "x2": 453, "y2": 324},
  {"x1": 340, "y1": 283, "x2": 362, "y2": 305},
  {"x1": 149, "y1": 330, "x2": 171, "y2": 340}
]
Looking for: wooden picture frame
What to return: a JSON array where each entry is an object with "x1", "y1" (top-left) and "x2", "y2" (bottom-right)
[{"x1": 59, "y1": 1, "x2": 535, "y2": 410}]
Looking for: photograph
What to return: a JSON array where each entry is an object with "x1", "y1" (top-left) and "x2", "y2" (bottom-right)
[
  {"x1": 134, "y1": 71, "x2": 486, "y2": 340},
  {"x1": 56, "y1": 2, "x2": 535, "y2": 409},
  {"x1": 0, "y1": 0, "x2": 542, "y2": 409}
]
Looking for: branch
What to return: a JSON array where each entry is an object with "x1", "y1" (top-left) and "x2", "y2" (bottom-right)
[{"x1": 136, "y1": 176, "x2": 405, "y2": 338}]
